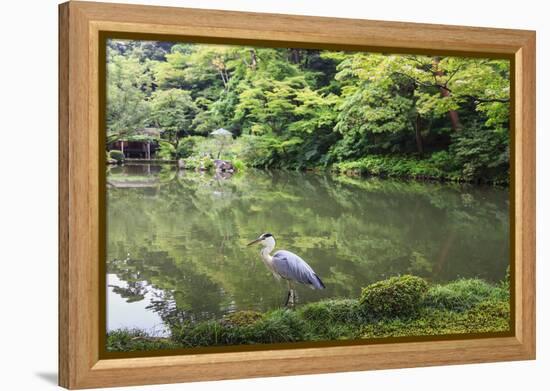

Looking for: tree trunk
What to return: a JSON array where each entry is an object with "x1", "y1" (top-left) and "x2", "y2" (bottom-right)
[
  {"x1": 217, "y1": 69, "x2": 227, "y2": 89},
  {"x1": 249, "y1": 49, "x2": 257, "y2": 70},
  {"x1": 432, "y1": 56, "x2": 461, "y2": 131},
  {"x1": 290, "y1": 48, "x2": 300, "y2": 64},
  {"x1": 223, "y1": 69, "x2": 230, "y2": 89},
  {"x1": 415, "y1": 114, "x2": 424, "y2": 155}
]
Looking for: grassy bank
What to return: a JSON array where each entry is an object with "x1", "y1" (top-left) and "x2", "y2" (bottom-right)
[
  {"x1": 107, "y1": 276, "x2": 510, "y2": 352},
  {"x1": 332, "y1": 155, "x2": 509, "y2": 185}
]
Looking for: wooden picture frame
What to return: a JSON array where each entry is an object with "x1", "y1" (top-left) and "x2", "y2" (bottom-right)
[{"x1": 59, "y1": 1, "x2": 536, "y2": 388}]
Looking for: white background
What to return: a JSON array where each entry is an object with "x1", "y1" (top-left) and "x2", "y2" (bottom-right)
[{"x1": 0, "y1": 0, "x2": 546, "y2": 389}]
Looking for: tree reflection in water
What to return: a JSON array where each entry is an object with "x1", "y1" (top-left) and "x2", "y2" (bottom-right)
[{"x1": 106, "y1": 165, "x2": 510, "y2": 331}]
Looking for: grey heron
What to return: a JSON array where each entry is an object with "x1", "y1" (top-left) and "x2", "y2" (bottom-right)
[{"x1": 247, "y1": 233, "x2": 325, "y2": 306}]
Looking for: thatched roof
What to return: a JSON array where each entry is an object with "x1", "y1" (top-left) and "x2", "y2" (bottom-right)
[
  {"x1": 210, "y1": 128, "x2": 232, "y2": 137},
  {"x1": 136, "y1": 127, "x2": 162, "y2": 138},
  {"x1": 123, "y1": 127, "x2": 162, "y2": 142}
]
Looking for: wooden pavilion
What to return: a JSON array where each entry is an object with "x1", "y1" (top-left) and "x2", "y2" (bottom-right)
[{"x1": 109, "y1": 127, "x2": 161, "y2": 159}]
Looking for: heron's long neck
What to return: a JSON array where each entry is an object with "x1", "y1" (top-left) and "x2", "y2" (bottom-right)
[{"x1": 260, "y1": 244, "x2": 275, "y2": 265}]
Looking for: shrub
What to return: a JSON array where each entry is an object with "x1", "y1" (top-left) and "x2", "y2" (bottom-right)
[
  {"x1": 176, "y1": 136, "x2": 203, "y2": 159},
  {"x1": 182, "y1": 155, "x2": 214, "y2": 171},
  {"x1": 240, "y1": 135, "x2": 282, "y2": 168},
  {"x1": 157, "y1": 141, "x2": 176, "y2": 160},
  {"x1": 232, "y1": 158, "x2": 246, "y2": 172},
  {"x1": 448, "y1": 126, "x2": 509, "y2": 183},
  {"x1": 108, "y1": 149, "x2": 125, "y2": 163},
  {"x1": 333, "y1": 155, "x2": 444, "y2": 180},
  {"x1": 359, "y1": 275, "x2": 429, "y2": 318},
  {"x1": 424, "y1": 278, "x2": 508, "y2": 312}
]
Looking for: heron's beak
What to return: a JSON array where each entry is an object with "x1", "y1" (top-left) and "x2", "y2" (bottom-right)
[{"x1": 247, "y1": 238, "x2": 262, "y2": 246}]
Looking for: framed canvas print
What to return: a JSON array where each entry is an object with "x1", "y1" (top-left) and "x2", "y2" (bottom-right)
[{"x1": 59, "y1": 1, "x2": 536, "y2": 389}]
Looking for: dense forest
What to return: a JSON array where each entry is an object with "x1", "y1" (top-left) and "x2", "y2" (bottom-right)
[{"x1": 107, "y1": 40, "x2": 510, "y2": 183}]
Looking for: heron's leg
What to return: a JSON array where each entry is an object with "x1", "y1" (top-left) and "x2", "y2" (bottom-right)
[
  {"x1": 293, "y1": 286, "x2": 298, "y2": 305},
  {"x1": 284, "y1": 290, "x2": 291, "y2": 307},
  {"x1": 284, "y1": 280, "x2": 292, "y2": 307},
  {"x1": 288, "y1": 282, "x2": 297, "y2": 308}
]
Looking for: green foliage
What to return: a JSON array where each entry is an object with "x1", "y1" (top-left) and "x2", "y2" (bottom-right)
[
  {"x1": 221, "y1": 310, "x2": 264, "y2": 327},
  {"x1": 240, "y1": 135, "x2": 283, "y2": 168},
  {"x1": 360, "y1": 300, "x2": 509, "y2": 338},
  {"x1": 150, "y1": 89, "x2": 198, "y2": 143},
  {"x1": 181, "y1": 155, "x2": 214, "y2": 170},
  {"x1": 334, "y1": 155, "x2": 444, "y2": 180},
  {"x1": 106, "y1": 39, "x2": 510, "y2": 181},
  {"x1": 108, "y1": 149, "x2": 125, "y2": 163},
  {"x1": 231, "y1": 158, "x2": 246, "y2": 172},
  {"x1": 299, "y1": 299, "x2": 364, "y2": 325},
  {"x1": 176, "y1": 136, "x2": 202, "y2": 158},
  {"x1": 106, "y1": 54, "x2": 152, "y2": 142},
  {"x1": 359, "y1": 275, "x2": 429, "y2": 318},
  {"x1": 448, "y1": 126, "x2": 510, "y2": 183},
  {"x1": 157, "y1": 141, "x2": 176, "y2": 160},
  {"x1": 107, "y1": 277, "x2": 509, "y2": 351},
  {"x1": 106, "y1": 329, "x2": 178, "y2": 352},
  {"x1": 424, "y1": 278, "x2": 509, "y2": 312},
  {"x1": 171, "y1": 309, "x2": 307, "y2": 347}
]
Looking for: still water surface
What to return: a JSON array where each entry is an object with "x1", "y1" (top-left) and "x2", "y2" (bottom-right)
[{"x1": 106, "y1": 164, "x2": 509, "y2": 336}]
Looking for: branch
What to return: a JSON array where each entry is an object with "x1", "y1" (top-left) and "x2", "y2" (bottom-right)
[
  {"x1": 443, "y1": 63, "x2": 467, "y2": 87},
  {"x1": 390, "y1": 71, "x2": 509, "y2": 104}
]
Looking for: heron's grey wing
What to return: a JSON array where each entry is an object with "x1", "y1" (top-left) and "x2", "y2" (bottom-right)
[{"x1": 272, "y1": 250, "x2": 325, "y2": 289}]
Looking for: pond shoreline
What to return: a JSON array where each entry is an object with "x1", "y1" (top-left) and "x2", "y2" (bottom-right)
[
  {"x1": 108, "y1": 158, "x2": 509, "y2": 186},
  {"x1": 107, "y1": 276, "x2": 510, "y2": 352}
]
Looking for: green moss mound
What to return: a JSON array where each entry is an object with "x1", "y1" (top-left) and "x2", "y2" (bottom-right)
[
  {"x1": 359, "y1": 275, "x2": 429, "y2": 318},
  {"x1": 361, "y1": 300, "x2": 510, "y2": 338}
]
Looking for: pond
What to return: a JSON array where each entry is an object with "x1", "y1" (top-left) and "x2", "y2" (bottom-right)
[{"x1": 106, "y1": 164, "x2": 510, "y2": 336}]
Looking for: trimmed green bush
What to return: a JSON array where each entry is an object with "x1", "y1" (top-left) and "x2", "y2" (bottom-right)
[
  {"x1": 108, "y1": 149, "x2": 125, "y2": 163},
  {"x1": 359, "y1": 275, "x2": 429, "y2": 318}
]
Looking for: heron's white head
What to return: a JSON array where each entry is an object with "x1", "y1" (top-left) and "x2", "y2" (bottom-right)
[{"x1": 247, "y1": 233, "x2": 276, "y2": 249}]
